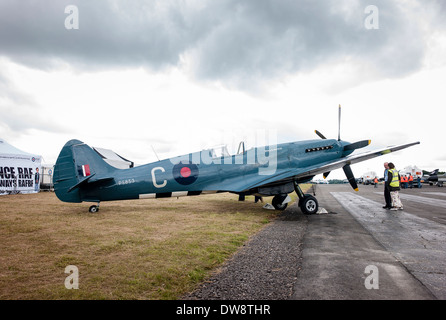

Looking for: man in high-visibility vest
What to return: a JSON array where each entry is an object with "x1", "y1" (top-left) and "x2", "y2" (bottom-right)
[
  {"x1": 386, "y1": 162, "x2": 403, "y2": 211},
  {"x1": 408, "y1": 174, "x2": 414, "y2": 188}
]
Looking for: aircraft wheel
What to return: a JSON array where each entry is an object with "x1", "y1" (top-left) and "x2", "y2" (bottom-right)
[
  {"x1": 89, "y1": 205, "x2": 99, "y2": 213},
  {"x1": 272, "y1": 195, "x2": 288, "y2": 211},
  {"x1": 300, "y1": 195, "x2": 318, "y2": 215}
]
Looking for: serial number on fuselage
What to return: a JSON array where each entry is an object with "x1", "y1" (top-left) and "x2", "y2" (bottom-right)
[{"x1": 117, "y1": 179, "x2": 136, "y2": 185}]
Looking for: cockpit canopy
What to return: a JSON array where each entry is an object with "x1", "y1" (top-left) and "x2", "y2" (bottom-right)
[
  {"x1": 206, "y1": 141, "x2": 246, "y2": 158},
  {"x1": 209, "y1": 145, "x2": 231, "y2": 158}
]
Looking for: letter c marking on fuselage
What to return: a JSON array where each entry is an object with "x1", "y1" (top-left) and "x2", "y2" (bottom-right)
[{"x1": 151, "y1": 167, "x2": 167, "y2": 188}]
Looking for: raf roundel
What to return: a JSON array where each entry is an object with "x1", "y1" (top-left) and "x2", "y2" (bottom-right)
[
  {"x1": 173, "y1": 162, "x2": 199, "y2": 185},
  {"x1": 180, "y1": 167, "x2": 191, "y2": 178}
]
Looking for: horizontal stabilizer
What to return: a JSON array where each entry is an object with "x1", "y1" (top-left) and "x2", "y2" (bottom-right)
[
  {"x1": 68, "y1": 174, "x2": 115, "y2": 193},
  {"x1": 68, "y1": 174, "x2": 95, "y2": 192}
]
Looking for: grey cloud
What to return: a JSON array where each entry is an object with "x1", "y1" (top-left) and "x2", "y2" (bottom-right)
[
  {"x1": 190, "y1": 0, "x2": 426, "y2": 86},
  {"x1": 0, "y1": 0, "x2": 194, "y2": 70},
  {"x1": 0, "y1": 0, "x2": 432, "y2": 87}
]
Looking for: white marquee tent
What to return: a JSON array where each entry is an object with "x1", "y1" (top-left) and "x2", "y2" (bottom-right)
[{"x1": 0, "y1": 138, "x2": 42, "y2": 195}]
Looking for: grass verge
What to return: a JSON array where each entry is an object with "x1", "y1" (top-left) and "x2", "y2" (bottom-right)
[{"x1": 0, "y1": 187, "x2": 308, "y2": 299}]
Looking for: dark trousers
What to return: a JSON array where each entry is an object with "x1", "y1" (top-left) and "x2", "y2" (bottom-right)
[{"x1": 384, "y1": 185, "x2": 391, "y2": 207}]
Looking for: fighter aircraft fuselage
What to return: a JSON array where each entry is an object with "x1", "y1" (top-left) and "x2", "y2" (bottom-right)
[{"x1": 54, "y1": 139, "x2": 353, "y2": 205}]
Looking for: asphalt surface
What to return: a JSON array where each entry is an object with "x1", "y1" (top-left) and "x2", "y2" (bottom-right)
[
  {"x1": 185, "y1": 184, "x2": 445, "y2": 300},
  {"x1": 184, "y1": 204, "x2": 308, "y2": 300}
]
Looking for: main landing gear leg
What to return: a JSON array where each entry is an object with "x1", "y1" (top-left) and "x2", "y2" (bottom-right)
[
  {"x1": 89, "y1": 202, "x2": 100, "y2": 213},
  {"x1": 294, "y1": 181, "x2": 318, "y2": 215}
]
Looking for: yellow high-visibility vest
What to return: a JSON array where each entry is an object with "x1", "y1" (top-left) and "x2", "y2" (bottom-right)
[{"x1": 389, "y1": 169, "x2": 400, "y2": 188}]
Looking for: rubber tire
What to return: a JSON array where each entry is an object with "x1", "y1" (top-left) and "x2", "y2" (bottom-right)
[
  {"x1": 272, "y1": 195, "x2": 288, "y2": 211},
  {"x1": 89, "y1": 205, "x2": 99, "y2": 213},
  {"x1": 300, "y1": 195, "x2": 318, "y2": 215}
]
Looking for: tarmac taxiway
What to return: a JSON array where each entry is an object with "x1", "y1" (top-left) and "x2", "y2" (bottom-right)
[
  {"x1": 292, "y1": 184, "x2": 445, "y2": 300},
  {"x1": 187, "y1": 184, "x2": 446, "y2": 300}
]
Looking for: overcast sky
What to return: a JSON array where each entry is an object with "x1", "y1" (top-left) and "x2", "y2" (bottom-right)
[{"x1": 1, "y1": 0, "x2": 445, "y2": 180}]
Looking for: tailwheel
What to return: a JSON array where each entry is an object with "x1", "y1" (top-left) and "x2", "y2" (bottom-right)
[
  {"x1": 299, "y1": 194, "x2": 318, "y2": 215},
  {"x1": 89, "y1": 204, "x2": 100, "y2": 213}
]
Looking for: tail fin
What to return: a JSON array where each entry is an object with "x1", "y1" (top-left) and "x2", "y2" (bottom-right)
[
  {"x1": 430, "y1": 169, "x2": 439, "y2": 176},
  {"x1": 53, "y1": 139, "x2": 115, "y2": 203}
]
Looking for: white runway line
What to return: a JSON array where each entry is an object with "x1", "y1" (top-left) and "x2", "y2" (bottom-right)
[
  {"x1": 422, "y1": 192, "x2": 446, "y2": 197},
  {"x1": 374, "y1": 192, "x2": 446, "y2": 209},
  {"x1": 331, "y1": 192, "x2": 446, "y2": 299}
]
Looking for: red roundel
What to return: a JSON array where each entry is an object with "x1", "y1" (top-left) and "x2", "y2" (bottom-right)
[{"x1": 180, "y1": 167, "x2": 192, "y2": 178}]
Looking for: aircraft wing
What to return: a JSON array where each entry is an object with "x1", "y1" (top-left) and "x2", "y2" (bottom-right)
[{"x1": 227, "y1": 141, "x2": 420, "y2": 192}]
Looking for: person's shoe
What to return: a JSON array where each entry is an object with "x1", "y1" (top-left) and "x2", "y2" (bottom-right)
[
  {"x1": 390, "y1": 207, "x2": 398, "y2": 211},
  {"x1": 383, "y1": 205, "x2": 390, "y2": 209}
]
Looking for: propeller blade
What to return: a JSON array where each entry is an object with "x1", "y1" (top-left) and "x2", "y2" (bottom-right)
[
  {"x1": 343, "y1": 164, "x2": 358, "y2": 191},
  {"x1": 315, "y1": 130, "x2": 327, "y2": 139},
  {"x1": 338, "y1": 104, "x2": 341, "y2": 141},
  {"x1": 344, "y1": 140, "x2": 371, "y2": 151}
]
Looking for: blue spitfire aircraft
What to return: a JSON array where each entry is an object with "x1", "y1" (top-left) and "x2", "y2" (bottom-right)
[{"x1": 53, "y1": 107, "x2": 420, "y2": 214}]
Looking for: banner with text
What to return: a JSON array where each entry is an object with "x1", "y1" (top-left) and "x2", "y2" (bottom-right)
[{"x1": 0, "y1": 153, "x2": 42, "y2": 195}]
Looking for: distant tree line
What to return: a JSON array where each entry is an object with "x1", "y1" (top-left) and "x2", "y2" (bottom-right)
[{"x1": 328, "y1": 179, "x2": 348, "y2": 184}]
